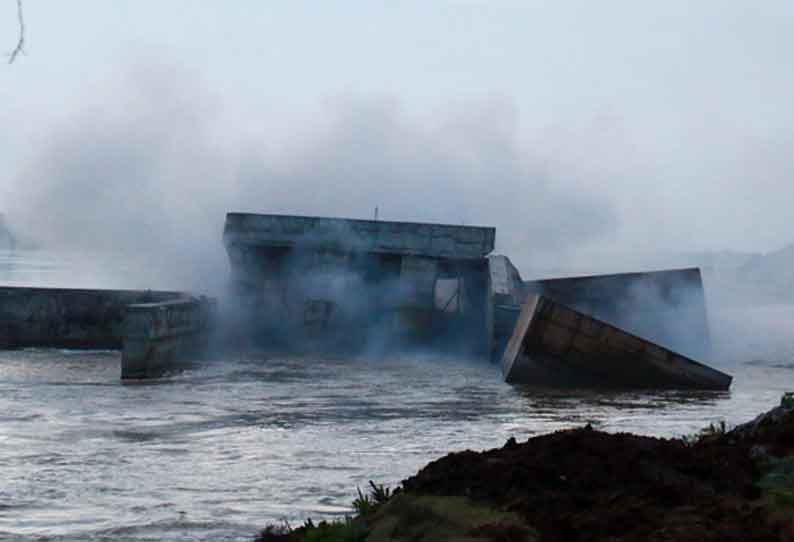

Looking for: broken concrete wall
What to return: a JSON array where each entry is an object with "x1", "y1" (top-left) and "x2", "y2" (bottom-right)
[
  {"x1": 487, "y1": 255, "x2": 526, "y2": 361},
  {"x1": 226, "y1": 245, "x2": 391, "y2": 351},
  {"x1": 223, "y1": 213, "x2": 494, "y2": 354},
  {"x1": 524, "y1": 268, "x2": 712, "y2": 362},
  {"x1": 227, "y1": 247, "x2": 491, "y2": 353},
  {"x1": 502, "y1": 294, "x2": 731, "y2": 390},
  {"x1": 121, "y1": 296, "x2": 216, "y2": 379},
  {"x1": 0, "y1": 286, "x2": 182, "y2": 349},
  {"x1": 399, "y1": 256, "x2": 439, "y2": 308}
]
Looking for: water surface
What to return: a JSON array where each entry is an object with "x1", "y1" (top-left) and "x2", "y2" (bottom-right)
[{"x1": 0, "y1": 348, "x2": 790, "y2": 541}]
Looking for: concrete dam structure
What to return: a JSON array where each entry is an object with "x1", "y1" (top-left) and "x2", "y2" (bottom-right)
[
  {"x1": 0, "y1": 287, "x2": 179, "y2": 348},
  {"x1": 223, "y1": 213, "x2": 496, "y2": 354},
  {"x1": 0, "y1": 286, "x2": 215, "y2": 379},
  {"x1": 222, "y1": 212, "x2": 728, "y2": 389},
  {"x1": 0, "y1": 211, "x2": 731, "y2": 389}
]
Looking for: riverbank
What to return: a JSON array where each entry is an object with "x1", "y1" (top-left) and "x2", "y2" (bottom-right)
[{"x1": 258, "y1": 393, "x2": 794, "y2": 541}]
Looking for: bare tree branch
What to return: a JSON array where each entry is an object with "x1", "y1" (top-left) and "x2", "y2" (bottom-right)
[{"x1": 8, "y1": 0, "x2": 25, "y2": 64}]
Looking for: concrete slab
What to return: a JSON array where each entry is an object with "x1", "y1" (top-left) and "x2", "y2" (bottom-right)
[
  {"x1": 487, "y1": 255, "x2": 526, "y2": 361},
  {"x1": 524, "y1": 268, "x2": 712, "y2": 362},
  {"x1": 223, "y1": 213, "x2": 495, "y2": 260},
  {"x1": 121, "y1": 296, "x2": 216, "y2": 379},
  {"x1": 502, "y1": 294, "x2": 732, "y2": 390},
  {"x1": 488, "y1": 255, "x2": 524, "y2": 305}
]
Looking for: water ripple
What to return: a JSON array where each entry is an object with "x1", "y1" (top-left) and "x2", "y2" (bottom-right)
[{"x1": 0, "y1": 348, "x2": 790, "y2": 540}]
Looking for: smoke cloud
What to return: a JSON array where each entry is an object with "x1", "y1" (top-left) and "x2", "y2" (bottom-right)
[
  {"x1": 5, "y1": 48, "x2": 794, "y2": 367},
  {"x1": 6, "y1": 63, "x2": 617, "y2": 293}
]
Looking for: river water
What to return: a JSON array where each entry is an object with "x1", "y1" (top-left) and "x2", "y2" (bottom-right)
[{"x1": 1, "y1": 250, "x2": 793, "y2": 541}]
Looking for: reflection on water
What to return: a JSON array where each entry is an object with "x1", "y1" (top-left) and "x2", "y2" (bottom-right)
[{"x1": 0, "y1": 349, "x2": 789, "y2": 542}]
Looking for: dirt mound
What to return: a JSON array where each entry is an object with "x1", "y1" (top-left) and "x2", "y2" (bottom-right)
[
  {"x1": 731, "y1": 400, "x2": 794, "y2": 458},
  {"x1": 402, "y1": 424, "x2": 783, "y2": 541},
  {"x1": 256, "y1": 402, "x2": 794, "y2": 541}
]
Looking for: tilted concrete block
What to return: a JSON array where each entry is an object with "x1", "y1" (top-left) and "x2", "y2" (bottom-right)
[{"x1": 502, "y1": 294, "x2": 732, "y2": 390}]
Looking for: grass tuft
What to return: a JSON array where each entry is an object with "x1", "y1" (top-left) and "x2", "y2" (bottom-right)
[
  {"x1": 352, "y1": 481, "x2": 394, "y2": 517},
  {"x1": 682, "y1": 419, "x2": 731, "y2": 446}
]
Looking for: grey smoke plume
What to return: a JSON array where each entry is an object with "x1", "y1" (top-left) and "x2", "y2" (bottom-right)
[
  {"x1": 235, "y1": 96, "x2": 617, "y2": 258},
  {"x1": 7, "y1": 65, "x2": 231, "y2": 292},
  {"x1": 8, "y1": 60, "x2": 794, "y2": 368},
  {"x1": 6, "y1": 64, "x2": 617, "y2": 293}
]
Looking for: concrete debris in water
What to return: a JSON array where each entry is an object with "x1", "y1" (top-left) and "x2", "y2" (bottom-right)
[
  {"x1": 0, "y1": 211, "x2": 733, "y2": 388},
  {"x1": 487, "y1": 261, "x2": 713, "y2": 362},
  {"x1": 489, "y1": 260, "x2": 727, "y2": 389},
  {"x1": 524, "y1": 267, "x2": 712, "y2": 362},
  {"x1": 501, "y1": 293, "x2": 732, "y2": 390}
]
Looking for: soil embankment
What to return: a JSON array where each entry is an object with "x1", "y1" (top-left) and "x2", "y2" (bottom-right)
[{"x1": 257, "y1": 395, "x2": 794, "y2": 541}]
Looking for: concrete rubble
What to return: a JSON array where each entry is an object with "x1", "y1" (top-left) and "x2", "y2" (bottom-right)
[
  {"x1": 486, "y1": 259, "x2": 727, "y2": 389},
  {"x1": 0, "y1": 212, "x2": 733, "y2": 388},
  {"x1": 524, "y1": 267, "x2": 712, "y2": 362},
  {"x1": 501, "y1": 293, "x2": 732, "y2": 390}
]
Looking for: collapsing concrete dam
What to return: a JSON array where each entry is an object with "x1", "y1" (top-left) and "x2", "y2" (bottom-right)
[
  {"x1": 0, "y1": 212, "x2": 731, "y2": 389},
  {"x1": 488, "y1": 256, "x2": 730, "y2": 389},
  {"x1": 223, "y1": 213, "x2": 495, "y2": 355},
  {"x1": 223, "y1": 213, "x2": 729, "y2": 390}
]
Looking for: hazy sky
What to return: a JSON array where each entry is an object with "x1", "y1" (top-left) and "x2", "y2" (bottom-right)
[{"x1": 2, "y1": 1, "x2": 794, "y2": 287}]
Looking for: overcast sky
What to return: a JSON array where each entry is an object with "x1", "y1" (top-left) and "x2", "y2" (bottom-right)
[{"x1": 2, "y1": 1, "x2": 794, "y2": 287}]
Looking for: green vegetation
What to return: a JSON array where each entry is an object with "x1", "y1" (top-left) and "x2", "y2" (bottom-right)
[
  {"x1": 256, "y1": 482, "x2": 537, "y2": 542},
  {"x1": 301, "y1": 518, "x2": 369, "y2": 542},
  {"x1": 758, "y1": 455, "x2": 794, "y2": 509},
  {"x1": 782, "y1": 392, "x2": 794, "y2": 408},
  {"x1": 352, "y1": 481, "x2": 393, "y2": 517},
  {"x1": 700, "y1": 419, "x2": 730, "y2": 437},
  {"x1": 366, "y1": 494, "x2": 537, "y2": 542}
]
